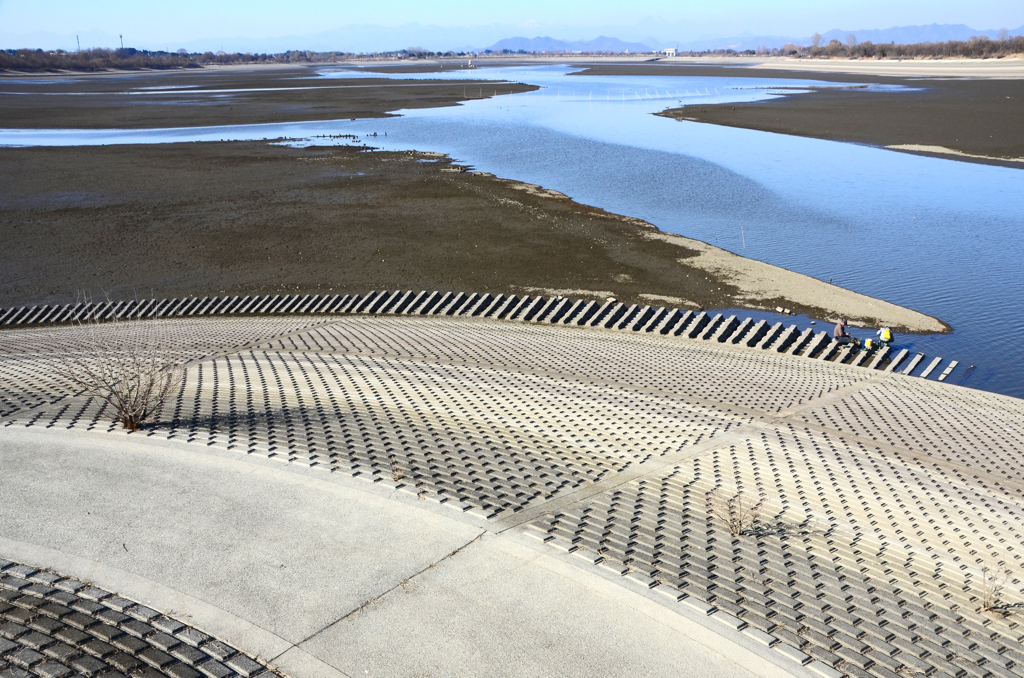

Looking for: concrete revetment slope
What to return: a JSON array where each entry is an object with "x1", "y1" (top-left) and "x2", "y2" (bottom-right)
[
  {"x1": 1, "y1": 310, "x2": 1021, "y2": 678},
  {"x1": 0, "y1": 289, "x2": 964, "y2": 379}
]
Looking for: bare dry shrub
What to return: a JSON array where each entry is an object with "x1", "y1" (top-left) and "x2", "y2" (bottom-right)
[
  {"x1": 54, "y1": 317, "x2": 186, "y2": 431},
  {"x1": 707, "y1": 489, "x2": 766, "y2": 537}
]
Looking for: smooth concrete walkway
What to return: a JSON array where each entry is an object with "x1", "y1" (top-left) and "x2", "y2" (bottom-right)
[{"x1": 0, "y1": 426, "x2": 791, "y2": 678}]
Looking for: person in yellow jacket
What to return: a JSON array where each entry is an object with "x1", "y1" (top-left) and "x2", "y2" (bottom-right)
[{"x1": 876, "y1": 326, "x2": 893, "y2": 347}]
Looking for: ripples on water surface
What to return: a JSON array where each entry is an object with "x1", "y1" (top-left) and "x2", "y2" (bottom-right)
[{"x1": 1, "y1": 65, "x2": 1022, "y2": 397}]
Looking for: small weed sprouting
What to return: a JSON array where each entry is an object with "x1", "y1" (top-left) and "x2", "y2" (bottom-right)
[
  {"x1": 740, "y1": 565, "x2": 773, "y2": 589},
  {"x1": 979, "y1": 566, "x2": 1013, "y2": 615},
  {"x1": 388, "y1": 454, "x2": 405, "y2": 482},
  {"x1": 707, "y1": 489, "x2": 767, "y2": 537},
  {"x1": 398, "y1": 577, "x2": 420, "y2": 591}
]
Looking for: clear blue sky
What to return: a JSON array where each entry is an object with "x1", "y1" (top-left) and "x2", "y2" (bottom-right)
[{"x1": 1, "y1": 0, "x2": 1021, "y2": 49}]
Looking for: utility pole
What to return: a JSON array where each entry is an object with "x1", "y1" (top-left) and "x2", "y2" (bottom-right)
[
  {"x1": 120, "y1": 34, "x2": 124, "y2": 49},
  {"x1": 76, "y1": 35, "x2": 81, "y2": 52}
]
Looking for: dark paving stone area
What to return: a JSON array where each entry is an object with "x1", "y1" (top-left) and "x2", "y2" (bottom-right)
[{"x1": 0, "y1": 560, "x2": 280, "y2": 678}]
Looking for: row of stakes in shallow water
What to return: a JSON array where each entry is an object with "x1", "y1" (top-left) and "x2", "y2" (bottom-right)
[
  {"x1": 542, "y1": 88, "x2": 720, "y2": 101},
  {"x1": 0, "y1": 290, "x2": 961, "y2": 382}
]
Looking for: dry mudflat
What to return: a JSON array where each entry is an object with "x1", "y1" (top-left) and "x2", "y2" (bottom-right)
[
  {"x1": 0, "y1": 65, "x2": 536, "y2": 129},
  {"x1": 0, "y1": 64, "x2": 945, "y2": 332},
  {"x1": 569, "y1": 60, "x2": 1024, "y2": 168}
]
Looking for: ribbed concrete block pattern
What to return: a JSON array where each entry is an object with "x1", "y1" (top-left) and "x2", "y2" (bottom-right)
[
  {"x1": 0, "y1": 318, "x2": 328, "y2": 420},
  {"x1": 530, "y1": 421, "x2": 1024, "y2": 678},
  {"x1": 797, "y1": 379, "x2": 1024, "y2": 482},
  {"x1": 1, "y1": 318, "x2": 746, "y2": 517},
  {"x1": 258, "y1": 319, "x2": 870, "y2": 414}
]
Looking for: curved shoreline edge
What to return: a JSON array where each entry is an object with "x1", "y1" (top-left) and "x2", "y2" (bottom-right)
[
  {"x1": 651, "y1": 85, "x2": 1024, "y2": 171},
  {"x1": 642, "y1": 230, "x2": 948, "y2": 333},
  {"x1": 494, "y1": 175, "x2": 947, "y2": 334},
  {"x1": 0, "y1": 142, "x2": 948, "y2": 334}
]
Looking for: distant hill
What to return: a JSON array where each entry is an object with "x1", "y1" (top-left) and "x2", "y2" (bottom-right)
[
  {"x1": 486, "y1": 23, "x2": 1024, "y2": 55},
  {"x1": 816, "y1": 23, "x2": 1023, "y2": 45},
  {"x1": 487, "y1": 36, "x2": 655, "y2": 53}
]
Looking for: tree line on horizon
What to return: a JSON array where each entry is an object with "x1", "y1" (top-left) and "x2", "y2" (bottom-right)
[
  {"x1": 804, "y1": 30, "x2": 1024, "y2": 58},
  {"x1": 3, "y1": 33, "x2": 1023, "y2": 73},
  {"x1": 680, "y1": 31, "x2": 1023, "y2": 58},
  {"x1": 0, "y1": 47, "x2": 356, "y2": 72}
]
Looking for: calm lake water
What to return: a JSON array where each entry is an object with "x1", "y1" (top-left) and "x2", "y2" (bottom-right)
[{"x1": 2, "y1": 65, "x2": 1022, "y2": 397}]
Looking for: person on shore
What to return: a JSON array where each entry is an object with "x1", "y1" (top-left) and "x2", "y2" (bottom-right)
[
  {"x1": 877, "y1": 326, "x2": 893, "y2": 347},
  {"x1": 834, "y1": 318, "x2": 852, "y2": 345}
]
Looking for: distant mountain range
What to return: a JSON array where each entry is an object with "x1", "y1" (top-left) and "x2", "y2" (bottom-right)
[
  {"x1": 487, "y1": 36, "x2": 653, "y2": 53},
  {"x1": 490, "y1": 23, "x2": 1024, "y2": 53}
]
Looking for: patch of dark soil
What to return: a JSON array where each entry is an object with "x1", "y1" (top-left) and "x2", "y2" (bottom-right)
[
  {"x1": 0, "y1": 66, "x2": 536, "y2": 129},
  {"x1": 0, "y1": 142, "x2": 740, "y2": 310}
]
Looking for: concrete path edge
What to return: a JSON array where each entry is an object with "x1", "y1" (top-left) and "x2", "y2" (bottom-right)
[
  {"x1": 484, "y1": 532, "x2": 815, "y2": 678},
  {"x1": 0, "y1": 425, "x2": 816, "y2": 678},
  {"x1": 0, "y1": 535, "x2": 350, "y2": 678}
]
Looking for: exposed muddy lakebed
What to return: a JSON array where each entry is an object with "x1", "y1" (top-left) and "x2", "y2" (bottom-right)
[{"x1": 2, "y1": 65, "x2": 1022, "y2": 396}]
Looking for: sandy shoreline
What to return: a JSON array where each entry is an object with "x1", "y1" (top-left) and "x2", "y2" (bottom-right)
[
  {"x1": 661, "y1": 55, "x2": 1024, "y2": 79},
  {"x1": 646, "y1": 232, "x2": 946, "y2": 332},
  {"x1": 322, "y1": 55, "x2": 1024, "y2": 79}
]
